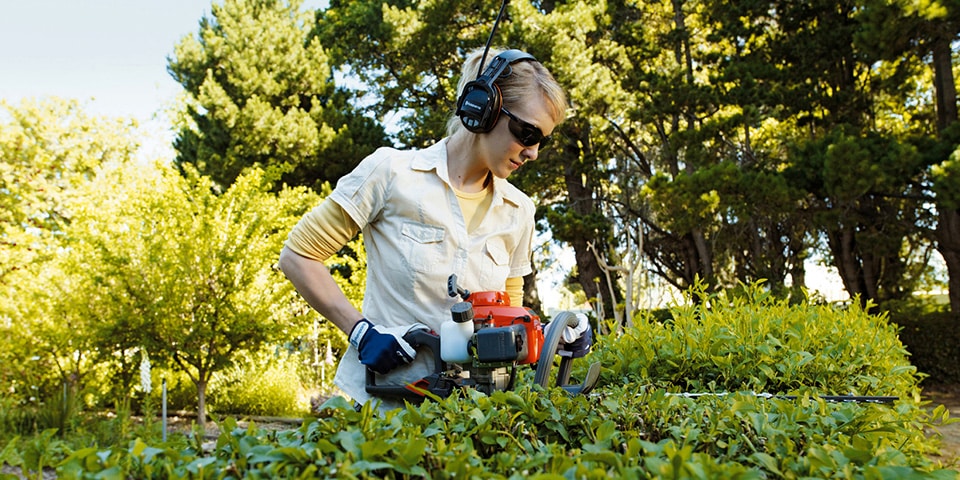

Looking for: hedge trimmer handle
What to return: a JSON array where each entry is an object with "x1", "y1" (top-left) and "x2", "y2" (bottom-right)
[
  {"x1": 534, "y1": 311, "x2": 600, "y2": 395},
  {"x1": 403, "y1": 328, "x2": 445, "y2": 371},
  {"x1": 365, "y1": 328, "x2": 455, "y2": 402}
]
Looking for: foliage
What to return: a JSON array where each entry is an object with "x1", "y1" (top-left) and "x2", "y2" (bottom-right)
[
  {"x1": 50, "y1": 390, "x2": 956, "y2": 478},
  {"x1": 0, "y1": 98, "x2": 143, "y2": 432},
  {"x1": 6, "y1": 429, "x2": 68, "y2": 480},
  {"x1": 169, "y1": 0, "x2": 387, "y2": 192},
  {"x1": 4, "y1": 0, "x2": 960, "y2": 476},
  {"x1": 208, "y1": 351, "x2": 310, "y2": 417},
  {"x1": 46, "y1": 288, "x2": 957, "y2": 478},
  {"x1": 785, "y1": 127, "x2": 931, "y2": 309},
  {"x1": 931, "y1": 137, "x2": 960, "y2": 211},
  {"x1": 1, "y1": 97, "x2": 351, "y2": 441},
  {"x1": 591, "y1": 283, "x2": 920, "y2": 397},
  {"x1": 71, "y1": 389, "x2": 960, "y2": 479},
  {"x1": 64, "y1": 160, "x2": 321, "y2": 425},
  {"x1": 0, "y1": 98, "x2": 139, "y2": 280},
  {"x1": 893, "y1": 311, "x2": 960, "y2": 385},
  {"x1": 150, "y1": 369, "x2": 202, "y2": 414},
  {"x1": 314, "y1": 0, "x2": 498, "y2": 146},
  {"x1": 311, "y1": 0, "x2": 960, "y2": 319}
]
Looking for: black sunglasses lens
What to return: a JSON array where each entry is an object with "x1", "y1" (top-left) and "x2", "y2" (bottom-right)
[
  {"x1": 508, "y1": 116, "x2": 545, "y2": 147},
  {"x1": 521, "y1": 126, "x2": 541, "y2": 146}
]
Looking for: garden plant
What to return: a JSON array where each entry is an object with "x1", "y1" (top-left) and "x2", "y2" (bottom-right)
[{"x1": 3, "y1": 286, "x2": 955, "y2": 479}]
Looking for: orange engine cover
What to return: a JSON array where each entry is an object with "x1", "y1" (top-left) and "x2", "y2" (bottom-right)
[{"x1": 469, "y1": 291, "x2": 544, "y2": 365}]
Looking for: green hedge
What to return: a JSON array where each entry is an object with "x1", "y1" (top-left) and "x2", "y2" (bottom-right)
[
  {"x1": 18, "y1": 287, "x2": 960, "y2": 477},
  {"x1": 891, "y1": 311, "x2": 960, "y2": 385},
  {"x1": 591, "y1": 288, "x2": 920, "y2": 397},
  {"x1": 49, "y1": 387, "x2": 952, "y2": 479}
]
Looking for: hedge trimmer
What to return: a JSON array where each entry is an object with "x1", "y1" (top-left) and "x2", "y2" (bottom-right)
[{"x1": 365, "y1": 274, "x2": 601, "y2": 403}]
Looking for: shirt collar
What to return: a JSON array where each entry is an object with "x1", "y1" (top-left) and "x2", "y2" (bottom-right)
[{"x1": 411, "y1": 138, "x2": 524, "y2": 208}]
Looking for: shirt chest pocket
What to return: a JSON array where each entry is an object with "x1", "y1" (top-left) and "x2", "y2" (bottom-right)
[
  {"x1": 400, "y1": 221, "x2": 446, "y2": 273},
  {"x1": 480, "y1": 238, "x2": 511, "y2": 287}
]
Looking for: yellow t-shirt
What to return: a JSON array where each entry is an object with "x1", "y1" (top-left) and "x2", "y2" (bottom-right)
[{"x1": 454, "y1": 184, "x2": 493, "y2": 234}]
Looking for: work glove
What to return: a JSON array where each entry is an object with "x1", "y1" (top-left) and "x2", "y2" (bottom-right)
[
  {"x1": 544, "y1": 313, "x2": 593, "y2": 358},
  {"x1": 562, "y1": 323, "x2": 593, "y2": 358},
  {"x1": 349, "y1": 319, "x2": 430, "y2": 375}
]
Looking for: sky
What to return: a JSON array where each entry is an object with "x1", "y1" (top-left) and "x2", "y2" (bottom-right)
[
  {"x1": 1, "y1": 0, "x2": 211, "y2": 116},
  {"x1": 1, "y1": 0, "x2": 326, "y2": 158},
  {"x1": 1, "y1": 0, "x2": 218, "y2": 157}
]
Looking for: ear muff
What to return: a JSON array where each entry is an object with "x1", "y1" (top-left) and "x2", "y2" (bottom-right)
[{"x1": 456, "y1": 49, "x2": 536, "y2": 133}]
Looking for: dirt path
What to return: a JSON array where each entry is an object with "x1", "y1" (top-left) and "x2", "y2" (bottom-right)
[{"x1": 923, "y1": 383, "x2": 960, "y2": 468}]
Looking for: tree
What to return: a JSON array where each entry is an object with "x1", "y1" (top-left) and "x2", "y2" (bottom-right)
[
  {"x1": 0, "y1": 98, "x2": 138, "y2": 284},
  {"x1": 674, "y1": 0, "x2": 937, "y2": 309},
  {"x1": 516, "y1": 0, "x2": 734, "y2": 310},
  {"x1": 308, "y1": 0, "x2": 948, "y2": 320},
  {"x1": 313, "y1": 0, "x2": 611, "y2": 315},
  {"x1": 754, "y1": 0, "x2": 935, "y2": 308},
  {"x1": 313, "y1": 0, "x2": 805, "y2": 319},
  {"x1": 511, "y1": 1, "x2": 631, "y2": 319},
  {"x1": 931, "y1": 136, "x2": 960, "y2": 312},
  {"x1": 169, "y1": 0, "x2": 387, "y2": 192},
  {"x1": 787, "y1": 129, "x2": 930, "y2": 307},
  {"x1": 856, "y1": 0, "x2": 960, "y2": 313},
  {"x1": 514, "y1": 0, "x2": 809, "y2": 315},
  {"x1": 314, "y1": 0, "x2": 500, "y2": 147},
  {"x1": 0, "y1": 98, "x2": 141, "y2": 413},
  {"x1": 68, "y1": 161, "x2": 320, "y2": 425}
]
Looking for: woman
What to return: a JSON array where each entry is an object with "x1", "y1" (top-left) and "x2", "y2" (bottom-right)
[{"x1": 279, "y1": 47, "x2": 571, "y2": 409}]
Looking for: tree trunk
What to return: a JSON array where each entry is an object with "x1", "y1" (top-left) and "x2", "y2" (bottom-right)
[
  {"x1": 829, "y1": 226, "x2": 867, "y2": 305},
  {"x1": 560, "y1": 127, "x2": 619, "y2": 320},
  {"x1": 789, "y1": 257, "x2": 807, "y2": 299},
  {"x1": 196, "y1": 379, "x2": 207, "y2": 428},
  {"x1": 522, "y1": 268, "x2": 542, "y2": 313},
  {"x1": 938, "y1": 208, "x2": 960, "y2": 313},
  {"x1": 690, "y1": 227, "x2": 713, "y2": 282},
  {"x1": 931, "y1": 31, "x2": 960, "y2": 313},
  {"x1": 932, "y1": 34, "x2": 958, "y2": 133},
  {"x1": 571, "y1": 230, "x2": 616, "y2": 318}
]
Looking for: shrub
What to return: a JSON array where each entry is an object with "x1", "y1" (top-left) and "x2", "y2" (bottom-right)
[
  {"x1": 147, "y1": 369, "x2": 199, "y2": 413},
  {"x1": 56, "y1": 385, "x2": 955, "y2": 478},
  {"x1": 42, "y1": 286, "x2": 960, "y2": 477},
  {"x1": 208, "y1": 353, "x2": 309, "y2": 417},
  {"x1": 590, "y1": 286, "x2": 920, "y2": 398},
  {"x1": 0, "y1": 396, "x2": 35, "y2": 439},
  {"x1": 890, "y1": 311, "x2": 960, "y2": 385}
]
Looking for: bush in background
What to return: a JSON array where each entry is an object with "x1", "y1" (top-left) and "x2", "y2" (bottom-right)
[
  {"x1": 207, "y1": 352, "x2": 310, "y2": 417},
  {"x1": 144, "y1": 368, "x2": 199, "y2": 414},
  {"x1": 893, "y1": 310, "x2": 960, "y2": 385}
]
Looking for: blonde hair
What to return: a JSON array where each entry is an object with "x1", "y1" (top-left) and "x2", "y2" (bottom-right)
[{"x1": 446, "y1": 47, "x2": 568, "y2": 136}]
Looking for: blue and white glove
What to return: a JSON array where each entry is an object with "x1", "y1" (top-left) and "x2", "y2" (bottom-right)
[
  {"x1": 349, "y1": 319, "x2": 430, "y2": 375},
  {"x1": 544, "y1": 313, "x2": 593, "y2": 358}
]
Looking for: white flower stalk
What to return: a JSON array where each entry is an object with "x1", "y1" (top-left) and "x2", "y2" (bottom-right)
[
  {"x1": 140, "y1": 350, "x2": 152, "y2": 394},
  {"x1": 324, "y1": 339, "x2": 334, "y2": 365}
]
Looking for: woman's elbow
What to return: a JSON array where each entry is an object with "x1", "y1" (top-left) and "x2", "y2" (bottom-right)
[{"x1": 278, "y1": 245, "x2": 300, "y2": 276}]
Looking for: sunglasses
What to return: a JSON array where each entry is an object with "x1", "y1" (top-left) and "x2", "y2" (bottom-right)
[{"x1": 500, "y1": 107, "x2": 550, "y2": 148}]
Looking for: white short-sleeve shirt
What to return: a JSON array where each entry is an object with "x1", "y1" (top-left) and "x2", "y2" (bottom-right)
[{"x1": 328, "y1": 138, "x2": 536, "y2": 406}]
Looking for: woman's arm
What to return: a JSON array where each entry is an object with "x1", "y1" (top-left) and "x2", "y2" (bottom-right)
[
  {"x1": 280, "y1": 199, "x2": 363, "y2": 334},
  {"x1": 278, "y1": 246, "x2": 363, "y2": 334}
]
